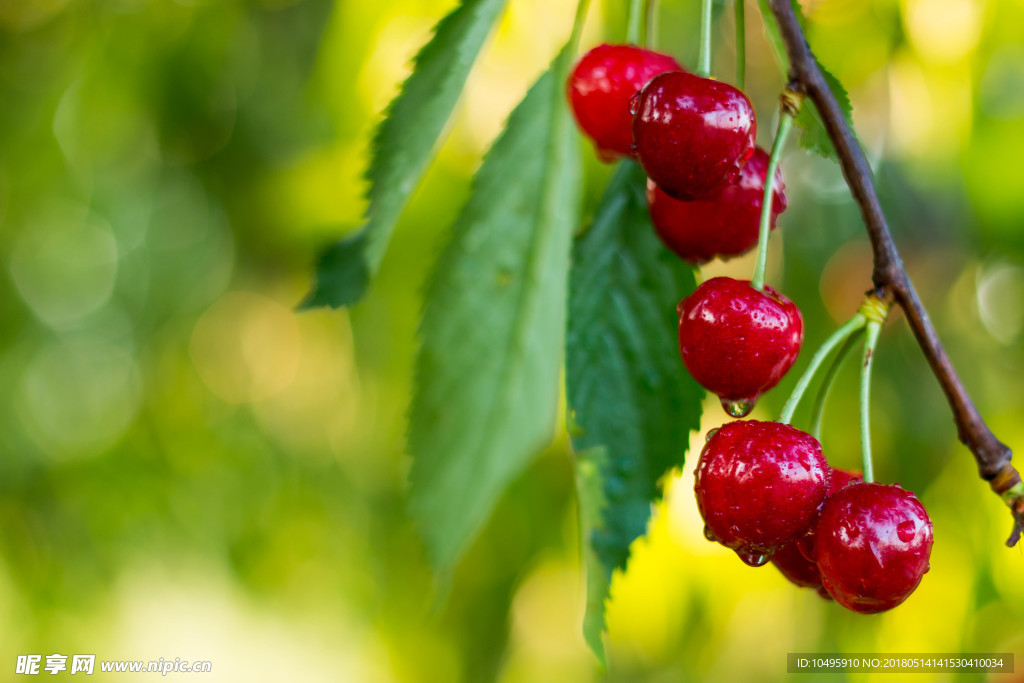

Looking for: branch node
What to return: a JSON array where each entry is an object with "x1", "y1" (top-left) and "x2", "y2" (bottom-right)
[
  {"x1": 858, "y1": 289, "x2": 893, "y2": 325},
  {"x1": 780, "y1": 87, "x2": 804, "y2": 117}
]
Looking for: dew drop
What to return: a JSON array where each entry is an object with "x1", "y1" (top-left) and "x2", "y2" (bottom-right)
[
  {"x1": 676, "y1": 300, "x2": 685, "y2": 316},
  {"x1": 628, "y1": 92, "x2": 641, "y2": 116},
  {"x1": 736, "y1": 548, "x2": 773, "y2": 567},
  {"x1": 703, "y1": 525, "x2": 718, "y2": 542},
  {"x1": 897, "y1": 520, "x2": 916, "y2": 543},
  {"x1": 722, "y1": 397, "x2": 755, "y2": 417},
  {"x1": 705, "y1": 427, "x2": 720, "y2": 442}
]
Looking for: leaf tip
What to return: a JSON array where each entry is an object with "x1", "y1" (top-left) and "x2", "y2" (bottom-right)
[{"x1": 301, "y1": 231, "x2": 373, "y2": 310}]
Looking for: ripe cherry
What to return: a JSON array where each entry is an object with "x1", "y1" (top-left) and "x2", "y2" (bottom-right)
[
  {"x1": 678, "y1": 277, "x2": 803, "y2": 416},
  {"x1": 695, "y1": 420, "x2": 830, "y2": 566},
  {"x1": 815, "y1": 483, "x2": 934, "y2": 614},
  {"x1": 647, "y1": 147, "x2": 787, "y2": 264},
  {"x1": 796, "y1": 468, "x2": 863, "y2": 563},
  {"x1": 771, "y1": 542, "x2": 831, "y2": 599},
  {"x1": 567, "y1": 44, "x2": 682, "y2": 161},
  {"x1": 632, "y1": 70, "x2": 756, "y2": 200},
  {"x1": 774, "y1": 468, "x2": 863, "y2": 593}
]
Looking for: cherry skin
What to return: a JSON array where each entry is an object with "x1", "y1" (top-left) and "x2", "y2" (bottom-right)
[
  {"x1": 771, "y1": 542, "x2": 830, "y2": 599},
  {"x1": 774, "y1": 468, "x2": 863, "y2": 593},
  {"x1": 796, "y1": 468, "x2": 863, "y2": 563},
  {"x1": 694, "y1": 420, "x2": 830, "y2": 566},
  {"x1": 678, "y1": 277, "x2": 803, "y2": 416},
  {"x1": 815, "y1": 483, "x2": 934, "y2": 614},
  {"x1": 632, "y1": 70, "x2": 756, "y2": 200},
  {"x1": 647, "y1": 147, "x2": 787, "y2": 264},
  {"x1": 567, "y1": 44, "x2": 682, "y2": 161}
]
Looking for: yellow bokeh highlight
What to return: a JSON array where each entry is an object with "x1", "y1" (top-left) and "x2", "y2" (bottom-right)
[
  {"x1": 189, "y1": 292, "x2": 302, "y2": 404},
  {"x1": 902, "y1": 0, "x2": 986, "y2": 64},
  {"x1": 888, "y1": 52, "x2": 973, "y2": 160}
]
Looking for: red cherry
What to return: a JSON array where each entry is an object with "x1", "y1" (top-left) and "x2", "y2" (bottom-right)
[
  {"x1": 567, "y1": 44, "x2": 682, "y2": 161},
  {"x1": 772, "y1": 541, "x2": 827, "y2": 591},
  {"x1": 678, "y1": 277, "x2": 803, "y2": 416},
  {"x1": 797, "y1": 468, "x2": 864, "y2": 562},
  {"x1": 632, "y1": 71, "x2": 756, "y2": 200},
  {"x1": 775, "y1": 468, "x2": 863, "y2": 593},
  {"x1": 828, "y1": 468, "x2": 864, "y2": 493},
  {"x1": 647, "y1": 147, "x2": 787, "y2": 264},
  {"x1": 695, "y1": 420, "x2": 830, "y2": 566},
  {"x1": 815, "y1": 483, "x2": 934, "y2": 614}
]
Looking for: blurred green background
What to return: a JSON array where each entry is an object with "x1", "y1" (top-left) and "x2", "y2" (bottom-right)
[{"x1": 1, "y1": 0, "x2": 1023, "y2": 680}]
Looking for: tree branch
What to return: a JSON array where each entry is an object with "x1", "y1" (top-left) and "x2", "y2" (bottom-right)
[{"x1": 767, "y1": 0, "x2": 1023, "y2": 546}]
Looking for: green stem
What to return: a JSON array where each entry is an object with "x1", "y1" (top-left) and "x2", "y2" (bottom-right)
[
  {"x1": 697, "y1": 0, "x2": 714, "y2": 77},
  {"x1": 627, "y1": 0, "x2": 643, "y2": 44},
  {"x1": 860, "y1": 320, "x2": 882, "y2": 483},
  {"x1": 735, "y1": 0, "x2": 745, "y2": 89},
  {"x1": 1002, "y1": 480, "x2": 1024, "y2": 504},
  {"x1": 779, "y1": 313, "x2": 867, "y2": 425},
  {"x1": 809, "y1": 327, "x2": 864, "y2": 440},
  {"x1": 645, "y1": 0, "x2": 658, "y2": 47},
  {"x1": 568, "y1": 0, "x2": 592, "y2": 56},
  {"x1": 750, "y1": 110, "x2": 795, "y2": 292}
]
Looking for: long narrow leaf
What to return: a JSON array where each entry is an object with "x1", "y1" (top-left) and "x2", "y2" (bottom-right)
[
  {"x1": 303, "y1": 0, "x2": 507, "y2": 308},
  {"x1": 408, "y1": 59, "x2": 580, "y2": 570},
  {"x1": 567, "y1": 162, "x2": 703, "y2": 659}
]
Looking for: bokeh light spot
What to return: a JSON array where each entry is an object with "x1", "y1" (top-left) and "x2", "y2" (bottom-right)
[
  {"x1": 10, "y1": 203, "x2": 118, "y2": 328},
  {"x1": 189, "y1": 292, "x2": 301, "y2": 404},
  {"x1": 19, "y1": 338, "x2": 141, "y2": 459},
  {"x1": 976, "y1": 261, "x2": 1024, "y2": 344}
]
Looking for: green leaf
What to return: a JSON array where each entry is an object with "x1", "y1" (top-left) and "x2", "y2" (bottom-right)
[
  {"x1": 566, "y1": 162, "x2": 704, "y2": 659},
  {"x1": 793, "y1": 65, "x2": 853, "y2": 158},
  {"x1": 302, "y1": 0, "x2": 507, "y2": 309},
  {"x1": 407, "y1": 60, "x2": 581, "y2": 570},
  {"x1": 574, "y1": 446, "x2": 611, "y2": 666},
  {"x1": 755, "y1": 0, "x2": 854, "y2": 159}
]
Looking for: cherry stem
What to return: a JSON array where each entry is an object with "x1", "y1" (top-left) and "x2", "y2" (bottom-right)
[
  {"x1": 750, "y1": 107, "x2": 795, "y2": 292},
  {"x1": 627, "y1": 0, "x2": 643, "y2": 45},
  {"x1": 697, "y1": 0, "x2": 713, "y2": 77},
  {"x1": 764, "y1": 0, "x2": 1021, "y2": 545},
  {"x1": 645, "y1": 0, "x2": 658, "y2": 47},
  {"x1": 735, "y1": 0, "x2": 745, "y2": 90},
  {"x1": 567, "y1": 0, "x2": 592, "y2": 59},
  {"x1": 860, "y1": 320, "x2": 882, "y2": 484},
  {"x1": 779, "y1": 313, "x2": 867, "y2": 426},
  {"x1": 809, "y1": 326, "x2": 864, "y2": 441}
]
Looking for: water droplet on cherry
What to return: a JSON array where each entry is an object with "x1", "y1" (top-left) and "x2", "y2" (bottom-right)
[
  {"x1": 628, "y1": 91, "x2": 641, "y2": 116},
  {"x1": 736, "y1": 549, "x2": 773, "y2": 567},
  {"x1": 705, "y1": 427, "x2": 720, "y2": 442},
  {"x1": 703, "y1": 524, "x2": 718, "y2": 542},
  {"x1": 721, "y1": 397, "x2": 755, "y2": 417},
  {"x1": 897, "y1": 520, "x2": 916, "y2": 542}
]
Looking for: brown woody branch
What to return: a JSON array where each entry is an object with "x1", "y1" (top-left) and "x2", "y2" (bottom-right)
[{"x1": 767, "y1": 0, "x2": 1023, "y2": 546}]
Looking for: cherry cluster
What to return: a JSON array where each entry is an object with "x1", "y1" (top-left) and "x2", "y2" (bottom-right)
[
  {"x1": 567, "y1": 44, "x2": 934, "y2": 613},
  {"x1": 568, "y1": 44, "x2": 797, "y2": 416},
  {"x1": 697, "y1": 421, "x2": 933, "y2": 613}
]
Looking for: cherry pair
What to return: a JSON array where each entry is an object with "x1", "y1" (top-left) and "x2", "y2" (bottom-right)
[{"x1": 695, "y1": 420, "x2": 934, "y2": 613}]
